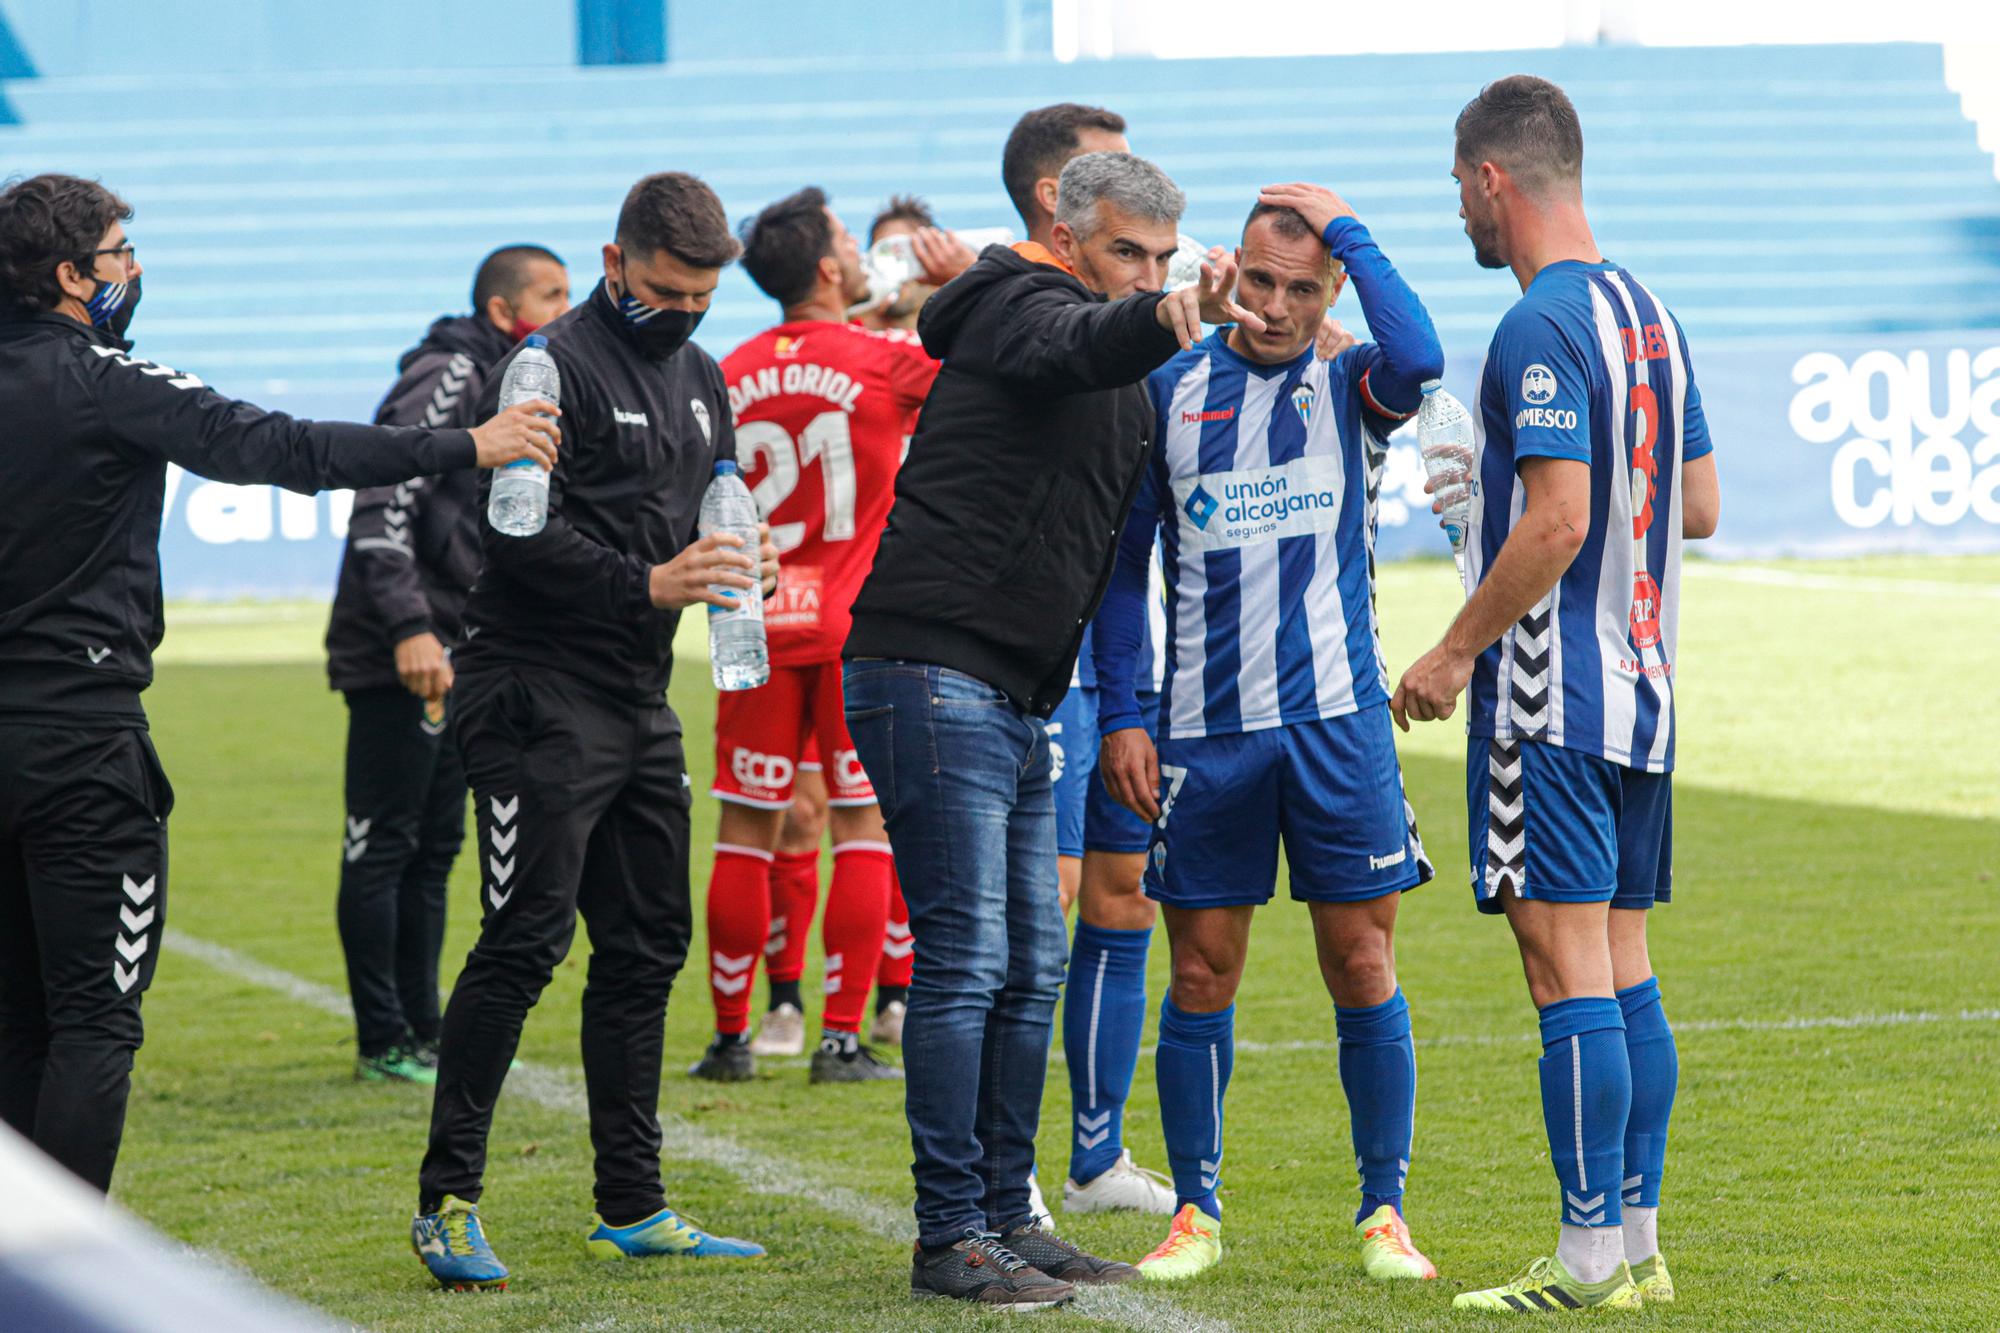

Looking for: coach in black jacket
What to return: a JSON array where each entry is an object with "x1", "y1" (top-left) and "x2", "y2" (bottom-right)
[
  {"x1": 0, "y1": 174, "x2": 557, "y2": 1193},
  {"x1": 840, "y1": 152, "x2": 1258, "y2": 1302},
  {"x1": 325, "y1": 246, "x2": 569, "y2": 1083},
  {"x1": 412, "y1": 173, "x2": 777, "y2": 1288}
]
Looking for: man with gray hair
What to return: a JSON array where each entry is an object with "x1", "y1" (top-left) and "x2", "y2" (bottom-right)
[{"x1": 843, "y1": 150, "x2": 1260, "y2": 1309}]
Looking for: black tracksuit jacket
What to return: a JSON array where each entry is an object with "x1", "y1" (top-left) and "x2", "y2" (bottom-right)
[
  {"x1": 453, "y1": 280, "x2": 733, "y2": 702},
  {"x1": 325, "y1": 315, "x2": 511, "y2": 692},
  {"x1": 844, "y1": 244, "x2": 1182, "y2": 717},
  {"x1": 0, "y1": 312, "x2": 476, "y2": 725}
]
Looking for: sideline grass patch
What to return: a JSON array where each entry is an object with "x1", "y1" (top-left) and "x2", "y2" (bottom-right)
[{"x1": 118, "y1": 559, "x2": 1999, "y2": 1330}]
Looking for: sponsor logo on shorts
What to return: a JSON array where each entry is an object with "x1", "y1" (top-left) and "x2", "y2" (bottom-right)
[
  {"x1": 730, "y1": 748, "x2": 794, "y2": 793},
  {"x1": 1368, "y1": 847, "x2": 1407, "y2": 871},
  {"x1": 831, "y1": 747, "x2": 870, "y2": 794}
]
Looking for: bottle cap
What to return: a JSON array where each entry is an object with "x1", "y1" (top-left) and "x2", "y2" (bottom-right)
[
  {"x1": 713, "y1": 459, "x2": 739, "y2": 476},
  {"x1": 1420, "y1": 378, "x2": 1442, "y2": 394},
  {"x1": 523, "y1": 333, "x2": 549, "y2": 348}
]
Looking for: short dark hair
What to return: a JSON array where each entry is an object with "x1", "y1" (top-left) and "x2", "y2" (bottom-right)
[
  {"x1": 615, "y1": 171, "x2": 741, "y2": 269},
  {"x1": 471, "y1": 244, "x2": 564, "y2": 314},
  {"x1": 1454, "y1": 75, "x2": 1584, "y2": 195},
  {"x1": 1241, "y1": 202, "x2": 1318, "y2": 246},
  {"x1": 868, "y1": 193, "x2": 934, "y2": 244},
  {"x1": 0, "y1": 173, "x2": 132, "y2": 317},
  {"x1": 1241, "y1": 202, "x2": 1345, "y2": 278},
  {"x1": 1001, "y1": 103, "x2": 1127, "y2": 228},
  {"x1": 738, "y1": 187, "x2": 834, "y2": 307}
]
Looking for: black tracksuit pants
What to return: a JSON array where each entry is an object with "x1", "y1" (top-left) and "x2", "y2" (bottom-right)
[
  {"x1": 337, "y1": 686, "x2": 465, "y2": 1057},
  {"x1": 0, "y1": 723, "x2": 173, "y2": 1191},
  {"x1": 418, "y1": 666, "x2": 693, "y2": 1224}
]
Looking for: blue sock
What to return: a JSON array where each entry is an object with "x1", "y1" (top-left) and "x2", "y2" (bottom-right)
[
  {"x1": 1537, "y1": 997, "x2": 1630, "y2": 1231},
  {"x1": 1155, "y1": 997, "x2": 1233, "y2": 1220},
  {"x1": 1064, "y1": 922, "x2": 1151, "y2": 1186},
  {"x1": 1617, "y1": 977, "x2": 1677, "y2": 1210},
  {"x1": 1336, "y1": 989, "x2": 1415, "y2": 1225}
]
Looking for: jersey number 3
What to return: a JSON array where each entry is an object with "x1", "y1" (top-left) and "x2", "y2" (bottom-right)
[{"x1": 737, "y1": 411, "x2": 858, "y2": 553}]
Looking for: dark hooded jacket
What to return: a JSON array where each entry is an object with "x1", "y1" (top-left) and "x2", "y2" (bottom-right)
[
  {"x1": 843, "y1": 243, "x2": 1182, "y2": 716},
  {"x1": 0, "y1": 311, "x2": 474, "y2": 725},
  {"x1": 325, "y1": 315, "x2": 512, "y2": 692}
]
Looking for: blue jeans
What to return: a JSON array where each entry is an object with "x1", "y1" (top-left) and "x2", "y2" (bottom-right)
[{"x1": 842, "y1": 660, "x2": 1065, "y2": 1248}]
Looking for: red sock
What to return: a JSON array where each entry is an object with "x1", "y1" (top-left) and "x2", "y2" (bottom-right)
[
  {"x1": 766, "y1": 849, "x2": 821, "y2": 984},
  {"x1": 821, "y1": 841, "x2": 893, "y2": 1032},
  {"x1": 706, "y1": 845, "x2": 772, "y2": 1036},
  {"x1": 877, "y1": 864, "x2": 913, "y2": 989}
]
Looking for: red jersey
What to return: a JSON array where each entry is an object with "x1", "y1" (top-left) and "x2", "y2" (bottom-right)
[{"x1": 723, "y1": 320, "x2": 939, "y2": 665}]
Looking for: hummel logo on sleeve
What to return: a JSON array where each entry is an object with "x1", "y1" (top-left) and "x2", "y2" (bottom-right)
[{"x1": 87, "y1": 342, "x2": 203, "y2": 390}]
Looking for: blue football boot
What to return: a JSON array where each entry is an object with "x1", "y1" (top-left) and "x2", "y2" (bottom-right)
[
  {"x1": 584, "y1": 1205, "x2": 767, "y2": 1260},
  {"x1": 411, "y1": 1194, "x2": 508, "y2": 1291}
]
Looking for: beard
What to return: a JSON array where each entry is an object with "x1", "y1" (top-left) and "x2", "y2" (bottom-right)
[{"x1": 1465, "y1": 215, "x2": 1507, "y2": 270}]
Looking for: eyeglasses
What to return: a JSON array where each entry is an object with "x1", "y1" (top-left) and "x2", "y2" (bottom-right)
[{"x1": 89, "y1": 243, "x2": 137, "y2": 272}]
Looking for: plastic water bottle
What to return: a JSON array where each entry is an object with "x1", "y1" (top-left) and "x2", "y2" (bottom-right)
[
  {"x1": 860, "y1": 227, "x2": 1015, "y2": 304},
  {"x1": 1415, "y1": 379, "x2": 1476, "y2": 590},
  {"x1": 1165, "y1": 234, "x2": 1212, "y2": 292},
  {"x1": 699, "y1": 460, "x2": 769, "y2": 692},
  {"x1": 488, "y1": 334, "x2": 558, "y2": 537}
]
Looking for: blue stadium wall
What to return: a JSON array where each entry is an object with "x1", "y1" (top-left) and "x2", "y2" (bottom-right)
[{"x1": 0, "y1": 4, "x2": 1994, "y2": 597}]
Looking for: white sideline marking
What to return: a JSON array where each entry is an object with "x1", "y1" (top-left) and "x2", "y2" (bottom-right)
[
  {"x1": 1046, "y1": 1007, "x2": 2000, "y2": 1064},
  {"x1": 1684, "y1": 564, "x2": 2000, "y2": 600},
  {"x1": 166, "y1": 931, "x2": 1233, "y2": 1333}
]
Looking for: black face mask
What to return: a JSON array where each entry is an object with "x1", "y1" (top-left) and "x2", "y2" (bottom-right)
[
  {"x1": 612, "y1": 279, "x2": 704, "y2": 360},
  {"x1": 86, "y1": 273, "x2": 141, "y2": 338}
]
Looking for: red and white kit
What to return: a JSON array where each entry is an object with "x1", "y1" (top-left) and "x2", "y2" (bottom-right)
[{"x1": 706, "y1": 321, "x2": 936, "y2": 1036}]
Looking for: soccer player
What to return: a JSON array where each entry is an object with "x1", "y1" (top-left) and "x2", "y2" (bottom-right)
[
  {"x1": 756, "y1": 192, "x2": 948, "y2": 1056},
  {"x1": 1391, "y1": 77, "x2": 1719, "y2": 1313},
  {"x1": 412, "y1": 173, "x2": 774, "y2": 1289},
  {"x1": 0, "y1": 173, "x2": 557, "y2": 1195},
  {"x1": 1094, "y1": 184, "x2": 1445, "y2": 1283},
  {"x1": 326, "y1": 244, "x2": 570, "y2": 1085},
  {"x1": 690, "y1": 187, "x2": 939, "y2": 1085}
]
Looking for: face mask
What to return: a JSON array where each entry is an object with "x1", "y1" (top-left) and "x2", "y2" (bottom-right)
[
  {"x1": 86, "y1": 273, "x2": 141, "y2": 337},
  {"x1": 613, "y1": 279, "x2": 704, "y2": 360}
]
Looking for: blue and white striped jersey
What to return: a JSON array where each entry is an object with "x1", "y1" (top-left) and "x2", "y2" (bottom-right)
[
  {"x1": 1116, "y1": 330, "x2": 1401, "y2": 740},
  {"x1": 1466, "y1": 260, "x2": 1713, "y2": 773}
]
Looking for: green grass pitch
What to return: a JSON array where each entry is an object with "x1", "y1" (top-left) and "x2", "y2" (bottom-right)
[{"x1": 115, "y1": 557, "x2": 1999, "y2": 1331}]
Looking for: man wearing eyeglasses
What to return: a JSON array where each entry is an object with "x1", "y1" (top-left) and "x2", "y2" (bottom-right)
[{"x1": 0, "y1": 173, "x2": 560, "y2": 1193}]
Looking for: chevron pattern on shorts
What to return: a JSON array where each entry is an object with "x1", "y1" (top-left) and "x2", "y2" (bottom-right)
[{"x1": 1484, "y1": 739, "x2": 1526, "y2": 901}]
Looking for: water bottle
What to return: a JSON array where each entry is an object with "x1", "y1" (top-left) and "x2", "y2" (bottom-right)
[
  {"x1": 860, "y1": 227, "x2": 1016, "y2": 305},
  {"x1": 1165, "y1": 234, "x2": 1212, "y2": 292},
  {"x1": 1415, "y1": 379, "x2": 1476, "y2": 590},
  {"x1": 488, "y1": 333, "x2": 558, "y2": 537},
  {"x1": 699, "y1": 459, "x2": 769, "y2": 692}
]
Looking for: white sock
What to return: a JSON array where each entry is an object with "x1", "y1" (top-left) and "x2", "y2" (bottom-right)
[
  {"x1": 1557, "y1": 1223, "x2": 1625, "y2": 1285},
  {"x1": 1621, "y1": 1206, "x2": 1659, "y2": 1265}
]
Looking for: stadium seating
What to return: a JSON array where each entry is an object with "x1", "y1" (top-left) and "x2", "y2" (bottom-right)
[{"x1": 0, "y1": 41, "x2": 1995, "y2": 424}]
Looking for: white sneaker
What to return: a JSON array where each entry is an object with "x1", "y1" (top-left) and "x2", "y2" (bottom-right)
[
  {"x1": 1063, "y1": 1150, "x2": 1177, "y2": 1216},
  {"x1": 1026, "y1": 1171, "x2": 1054, "y2": 1232},
  {"x1": 748, "y1": 1003, "x2": 804, "y2": 1056},
  {"x1": 868, "y1": 999, "x2": 906, "y2": 1046}
]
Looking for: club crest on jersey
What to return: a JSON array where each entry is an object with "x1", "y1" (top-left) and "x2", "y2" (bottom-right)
[
  {"x1": 1521, "y1": 363, "x2": 1558, "y2": 405},
  {"x1": 690, "y1": 398, "x2": 712, "y2": 443},
  {"x1": 1291, "y1": 384, "x2": 1314, "y2": 428}
]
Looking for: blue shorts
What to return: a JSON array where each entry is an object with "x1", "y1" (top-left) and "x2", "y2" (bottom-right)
[
  {"x1": 1086, "y1": 692, "x2": 1160, "y2": 855},
  {"x1": 1051, "y1": 688, "x2": 1160, "y2": 858},
  {"x1": 1466, "y1": 738, "x2": 1673, "y2": 915},
  {"x1": 1049, "y1": 686, "x2": 1098, "y2": 860},
  {"x1": 1145, "y1": 704, "x2": 1430, "y2": 908}
]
